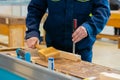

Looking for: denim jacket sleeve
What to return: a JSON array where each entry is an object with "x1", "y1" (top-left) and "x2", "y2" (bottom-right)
[
  {"x1": 25, "y1": 0, "x2": 47, "y2": 41},
  {"x1": 82, "y1": 0, "x2": 110, "y2": 36}
]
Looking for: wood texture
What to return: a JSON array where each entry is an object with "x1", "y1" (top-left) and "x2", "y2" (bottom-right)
[
  {"x1": 99, "y1": 72, "x2": 120, "y2": 80},
  {"x1": 35, "y1": 59, "x2": 120, "y2": 79},
  {"x1": 38, "y1": 47, "x2": 60, "y2": 61},
  {"x1": 9, "y1": 25, "x2": 25, "y2": 47},
  {"x1": 60, "y1": 51, "x2": 81, "y2": 62},
  {"x1": 0, "y1": 15, "x2": 25, "y2": 47},
  {"x1": 36, "y1": 46, "x2": 81, "y2": 61},
  {"x1": 107, "y1": 11, "x2": 120, "y2": 28},
  {"x1": 0, "y1": 24, "x2": 9, "y2": 35},
  {"x1": 0, "y1": 47, "x2": 25, "y2": 51},
  {"x1": 97, "y1": 34, "x2": 119, "y2": 40},
  {"x1": 0, "y1": 50, "x2": 120, "y2": 79}
]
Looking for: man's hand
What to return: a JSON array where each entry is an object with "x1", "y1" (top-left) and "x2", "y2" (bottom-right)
[
  {"x1": 26, "y1": 37, "x2": 39, "y2": 48},
  {"x1": 72, "y1": 26, "x2": 88, "y2": 43}
]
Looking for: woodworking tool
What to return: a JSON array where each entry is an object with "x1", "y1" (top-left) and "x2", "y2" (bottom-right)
[
  {"x1": 35, "y1": 43, "x2": 41, "y2": 50},
  {"x1": 73, "y1": 19, "x2": 77, "y2": 54},
  {"x1": 48, "y1": 57, "x2": 54, "y2": 70},
  {"x1": 37, "y1": 46, "x2": 81, "y2": 61},
  {"x1": 37, "y1": 47, "x2": 60, "y2": 61},
  {"x1": 16, "y1": 48, "x2": 31, "y2": 62}
]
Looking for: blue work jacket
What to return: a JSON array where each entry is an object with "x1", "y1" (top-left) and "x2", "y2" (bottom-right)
[{"x1": 26, "y1": 0, "x2": 110, "y2": 61}]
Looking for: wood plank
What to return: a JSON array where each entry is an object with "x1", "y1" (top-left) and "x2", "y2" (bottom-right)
[
  {"x1": 99, "y1": 72, "x2": 120, "y2": 80},
  {"x1": 38, "y1": 47, "x2": 60, "y2": 61},
  {"x1": 0, "y1": 15, "x2": 26, "y2": 47},
  {"x1": 107, "y1": 11, "x2": 120, "y2": 28},
  {"x1": 60, "y1": 51, "x2": 81, "y2": 62},
  {"x1": 97, "y1": 34, "x2": 120, "y2": 48},
  {"x1": 0, "y1": 42, "x2": 8, "y2": 46},
  {"x1": 1, "y1": 50, "x2": 120, "y2": 79},
  {"x1": 0, "y1": 47, "x2": 25, "y2": 51},
  {"x1": 118, "y1": 37, "x2": 120, "y2": 49},
  {"x1": 8, "y1": 25, "x2": 25, "y2": 47},
  {"x1": 107, "y1": 19, "x2": 120, "y2": 28},
  {"x1": 0, "y1": 24, "x2": 9, "y2": 35},
  {"x1": 35, "y1": 59, "x2": 120, "y2": 79},
  {"x1": 97, "y1": 34, "x2": 120, "y2": 40},
  {"x1": 36, "y1": 46, "x2": 81, "y2": 61}
]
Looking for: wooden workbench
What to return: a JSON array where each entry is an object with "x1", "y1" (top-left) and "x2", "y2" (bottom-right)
[
  {"x1": 0, "y1": 14, "x2": 48, "y2": 47},
  {"x1": 97, "y1": 10, "x2": 120, "y2": 48},
  {"x1": 0, "y1": 49, "x2": 120, "y2": 79},
  {"x1": 0, "y1": 15, "x2": 25, "y2": 47}
]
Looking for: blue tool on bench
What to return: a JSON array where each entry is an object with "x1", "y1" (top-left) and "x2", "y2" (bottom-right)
[{"x1": 16, "y1": 48, "x2": 31, "y2": 62}]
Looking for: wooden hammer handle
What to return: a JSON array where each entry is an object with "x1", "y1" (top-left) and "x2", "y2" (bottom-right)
[{"x1": 35, "y1": 44, "x2": 41, "y2": 50}]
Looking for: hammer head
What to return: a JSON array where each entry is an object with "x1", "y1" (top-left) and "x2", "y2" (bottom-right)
[{"x1": 38, "y1": 47, "x2": 60, "y2": 61}]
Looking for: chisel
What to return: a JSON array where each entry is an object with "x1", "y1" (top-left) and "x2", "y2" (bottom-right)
[{"x1": 73, "y1": 19, "x2": 77, "y2": 54}]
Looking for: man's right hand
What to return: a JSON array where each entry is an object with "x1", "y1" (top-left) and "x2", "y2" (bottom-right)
[{"x1": 26, "y1": 37, "x2": 39, "y2": 48}]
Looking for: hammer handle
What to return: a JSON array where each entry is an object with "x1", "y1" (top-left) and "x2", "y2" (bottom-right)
[{"x1": 35, "y1": 44, "x2": 41, "y2": 50}]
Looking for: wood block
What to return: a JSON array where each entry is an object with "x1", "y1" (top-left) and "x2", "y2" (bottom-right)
[
  {"x1": 38, "y1": 47, "x2": 60, "y2": 61},
  {"x1": 37, "y1": 47, "x2": 81, "y2": 62},
  {"x1": 99, "y1": 72, "x2": 120, "y2": 80}
]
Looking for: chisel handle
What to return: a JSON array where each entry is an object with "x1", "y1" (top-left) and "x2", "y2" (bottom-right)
[
  {"x1": 73, "y1": 19, "x2": 77, "y2": 31},
  {"x1": 73, "y1": 19, "x2": 77, "y2": 54}
]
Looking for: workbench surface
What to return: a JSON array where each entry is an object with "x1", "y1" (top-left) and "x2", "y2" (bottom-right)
[{"x1": 0, "y1": 49, "x2": 120, "y2": 79}]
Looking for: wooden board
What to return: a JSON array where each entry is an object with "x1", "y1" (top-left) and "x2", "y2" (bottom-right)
[
  {"x1": 99, "y1": 72, "x2": 120, "y2": 80},
  {"x1": 36, "y1": 46, "x2": 81, "y2": 61},
  {"x1": 0, "y1": 15, "x2": 25, "y2": 47},
  {"x1": 107, "y1": 10, "x2": 120, "y2": 28},
  {"x1": 35, "y1": 58, "x2": 120, "y2": 79},
  {"x1": 0, "y1": 50, "x2": 120, "y2": 79}
]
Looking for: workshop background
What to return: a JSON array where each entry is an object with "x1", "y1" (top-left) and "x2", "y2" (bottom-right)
[{"x1": 0, "y1": 0, "x2": 120, "y2": 79}]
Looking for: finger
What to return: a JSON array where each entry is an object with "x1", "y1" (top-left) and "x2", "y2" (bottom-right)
[
  {"x1": 27, "y1": 40, "x2": 34, "y2": 48},
  {"x1": 72, "y1": 26, "x2": 88, "y2": 43},
  {"x1": 26, "y1": 37, "x2": 38, "y2": 48},
  {"x1": 74, "y1": 31, "x2": 84, "y2": 43},
  {"x1": 72, "y1": 28, "x2": 79, "y2": 38},
  {"x1": 72, "y1": 28, "x2": 82, "y2": 41}
]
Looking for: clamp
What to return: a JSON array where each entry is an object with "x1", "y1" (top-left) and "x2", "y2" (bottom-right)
[{"x1": 16, "y1": 48, "x2": 31, "y2": 62}]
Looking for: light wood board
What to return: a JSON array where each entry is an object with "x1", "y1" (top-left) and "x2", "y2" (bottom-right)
[{"x1": 0, "y1": 50, "x2": 120, "y2": 79}]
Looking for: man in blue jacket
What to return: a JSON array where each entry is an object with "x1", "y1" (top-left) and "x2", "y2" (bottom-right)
[{"x1": 25, "y1": 0, "x2": 110, "y2": 62}]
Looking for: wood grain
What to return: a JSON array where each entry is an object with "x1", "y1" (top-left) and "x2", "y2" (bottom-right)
[
  {"x1": 1, "y1": 50, "x2": 120, "y2": 79},
  {"x1": 0, "y1": 15, "x2": 25, "y2": 47}
]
